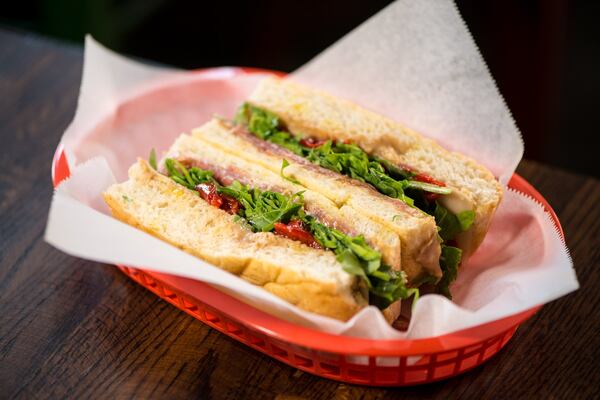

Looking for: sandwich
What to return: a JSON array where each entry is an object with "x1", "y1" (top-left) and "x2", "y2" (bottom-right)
[
  {"x1": 103, "y1": 77, "x2": 502, "y2": 324},
  {"x1": 104, "y1": 124, "x2": 419, "y2": 322}
]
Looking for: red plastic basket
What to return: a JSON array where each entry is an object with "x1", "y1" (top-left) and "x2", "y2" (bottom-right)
[{"x1": 51, "y1": 68, "x2": 563, "y2": 386}]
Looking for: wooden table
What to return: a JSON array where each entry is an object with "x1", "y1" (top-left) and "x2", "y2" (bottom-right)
[{"x1": 1, "y1": 28, "x2": 598, "y2": 399}]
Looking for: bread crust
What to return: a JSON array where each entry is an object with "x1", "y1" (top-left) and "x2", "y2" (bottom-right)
[
  {"x1": 103, "y1": 159, "x2": 367, "y2": 321},
  {"x1": 249, "y1": 77, "x2": 503, "y2": 257}
]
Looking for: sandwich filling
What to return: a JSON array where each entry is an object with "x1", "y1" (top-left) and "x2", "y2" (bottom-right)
[
  {"x1": 157, "y1": 156, "x2": 417, "y2": 308},
  {"x1": 235, "y1": 103, "x2": 475, "y2": 298}
]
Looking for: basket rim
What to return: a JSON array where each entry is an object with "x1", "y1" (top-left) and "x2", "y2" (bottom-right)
[{"x1": 51, "y1": 66, "x2": 561, "y2": 356}]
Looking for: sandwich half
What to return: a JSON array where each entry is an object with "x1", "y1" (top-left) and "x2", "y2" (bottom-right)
[{"x1": 104, "y1": 159, "x2": 368, "y2": 321}]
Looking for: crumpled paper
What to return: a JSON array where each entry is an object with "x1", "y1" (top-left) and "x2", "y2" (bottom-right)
[{"x1": 45, "y1": 0, "x2": 578, "y2": 339}]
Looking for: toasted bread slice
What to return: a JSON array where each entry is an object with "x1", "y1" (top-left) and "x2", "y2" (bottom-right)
[
  {"x1": 192, "y1": 119, "x2": 442, "y2": 284},
  {"x1": 103, "y1": 159, "x2": 367, "y2": 321},
  {"x1": 165, "y1": 131, "x2": 403, "y2": 271},
  {"x1": 248, "y1": 77, "x2": 503, "y2": 256}
]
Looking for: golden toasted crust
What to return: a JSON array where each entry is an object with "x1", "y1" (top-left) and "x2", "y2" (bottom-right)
[
  {"x1": 103, "y1": 159, "x2": 366, "y2": 321},
  {"x1": 249, "y1": 77, "x2": 503, "y2": 257}
]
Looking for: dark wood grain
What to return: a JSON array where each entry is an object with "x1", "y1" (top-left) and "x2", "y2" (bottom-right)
[{"x1": 0, "y1": 28, "x2": 599, "y2": 400}]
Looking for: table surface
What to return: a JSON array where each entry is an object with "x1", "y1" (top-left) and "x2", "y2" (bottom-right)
[{"x1": 1, "y1": 28, "x2": 599, "y2": 400}]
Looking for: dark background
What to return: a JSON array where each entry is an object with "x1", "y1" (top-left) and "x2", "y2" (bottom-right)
[{"x1": 2, "y1": 0, "x2": 598, "y2": 177}]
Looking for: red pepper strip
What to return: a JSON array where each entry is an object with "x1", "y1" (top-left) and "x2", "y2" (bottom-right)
[
  {"x1": 221, "y1": 195, "x2": 241, "y2": 215},
  {"x1": 196, "y1": 183, "x2": 241, "y2": 215},
  {"x1": 299, "y1": 137, "x2": 329, "y2": 148},
  {"x1": 273, "y1": 220, "x2": 322, "y2": 249},
  {"x1": 413, "y1": 173, "x2": 446, "y2": 203},
  {"x1": 413, "y1": 172, "x2": 446, "y2": 187},
  {"x1": 196, "y1": 183, "x2": 223, "y2": 207}
]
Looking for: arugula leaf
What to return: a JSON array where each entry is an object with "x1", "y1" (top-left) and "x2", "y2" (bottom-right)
[
  {"x1": 336, "y1": 249, "x2": 368, "y2": 280},
  {"x1": 302, "y1": 215, "x2": 414, "y2": 307},
  {"x1": 235, "y1": 102, "x2": 279, "y2": 139},
  {"x1": 219, "y1": 181, "x2": 304, "y2": 232},
  {"x1": 437, "y1": 245, "x2": 462, "y2": 298},
  {"x1": 270, "y1": 131, "x2": 305, "y2": 156},
  {"x1": 148, "y1": 148, "x2": 158, "y2": 170},
  {"x1": 457, "y1": 210, "x2": 476, "y2": 231},
  {"x1": 164, "y1": 158, "x2": 216, "y2": 190},
  {"x1": 164, "y1": 158, "x2": 191, "y2": 188},
  {"x1": 369, "y1": 265, "x2": 419, "y2": 307},
  {"x1": 304, "y1": 139, "x2": 418, "y2": 205},
  {"x1": 235, "y1": 103, "x2": 305, "y2": 155},
  {"x1": 280, "y1": 159, "x2": 300, "y2": 184},
  {"x1": 434, "y1": 203, "x2": 475, "y2": 241}
]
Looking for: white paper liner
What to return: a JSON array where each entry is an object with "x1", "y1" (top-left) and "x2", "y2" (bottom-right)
[
  {"x1": 45, "y1": 1, "x2": 577, "y2": 340},
  {"x1": 293, "y1": 0, "x2": 522, "y2": 185}
]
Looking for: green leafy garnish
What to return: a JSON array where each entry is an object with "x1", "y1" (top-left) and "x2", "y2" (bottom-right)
[
  {"x1": 219, "y1": 181, "x2": 304, "y2": 232},
  {"x1": 306, "y1": 141, "x2": 416, "y2": 206},
  {"x1": 148, "y1": 148, "x2": 158, "y2": 170},
  {"x1": 370, "y1": 267, "x2": 420, "y2": 308},
  {"x1": 164, "y1": 158, "x2": 216, "y2": 189},
  {"x1": 430, "y1": 205, "x2": 474, "y2": 297},
  {"x1": 434, "y1": 204, "x2": 475, "y2": 242},
  {"x1": 335, "y1": 249, "x2": 369, "y2": 280},
  {"x1": 437, "y1": 245, "x2": 462, "y2": 298},
  {"x1": 235, "y1": 103, "x2": 305, "y2": 155},
  {"x1": 303, "y1": 215, "x2": 414, "y2": 308},
  {"x1": 457, "y1": 210, "x2": 476, "y2": 231},
  {"x1": 280, "y1": 159, "x2": 300, "y2": 184}
]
